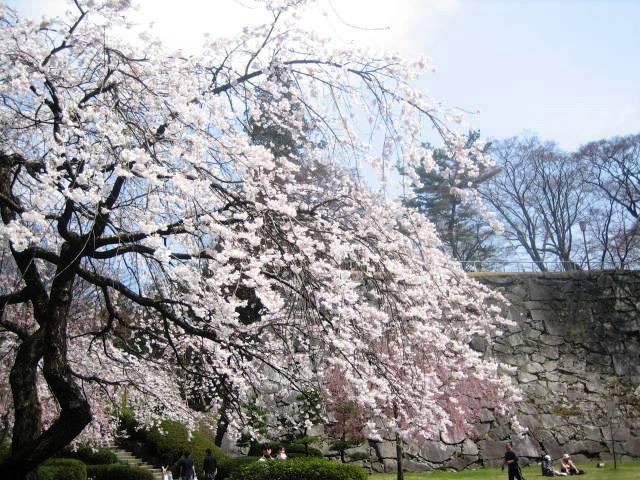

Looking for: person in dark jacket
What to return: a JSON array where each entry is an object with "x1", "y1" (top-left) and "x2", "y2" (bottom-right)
[
  {"x1": 258, "y1": 445, "x2": 273, "y2": 462},
  {"x1": 177, "y1": 451, "x2": 196, "y2": 480},
  {"x1": 542, "y1": 454, "x2": 567, "y2": 476},
  {"x1": 203, "y1": 448, "x2": 218, "y2": 480},
  {"x1": 502, "y1": 442, "x2": 524, "y2": 480}
]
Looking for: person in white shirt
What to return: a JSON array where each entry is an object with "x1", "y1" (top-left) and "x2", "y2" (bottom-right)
[
  {"x1": 560, "y1": 454, "x2": 585, "y2": 475},
  {"x1": 277, "y1": 446, "x2": 287, "y2": 460}
]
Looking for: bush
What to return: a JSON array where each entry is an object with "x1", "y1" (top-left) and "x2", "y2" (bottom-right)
[
  {"x1": 229, "y1": 457, "x2": 367, "y2": 480},
  {"x1": 285, "y1": 442, "x2": 323, "y2": 457},
  {"x1": 217, "y1": 456, "x2": 261, "y2": 479},
  {"x1": 87, "y1": 464, "x2": 154, "y2": 480},
  {"x1": 37, "y1": 458, "x2": 87, "y2": 480},
  {"x1": 286, "y1": 452, "x2": 324, "y2": 459},
  {"x1": 347, "y1": 452, "x2": 370, "y2": 462},
  {"x1": 119, "y1": 407, "x2": 146, "y2": 443},
  {"x1": 0, "y1": 440, "x2": 10, "y2": 463},
  {"x1": 142, "y1": 420, "x2": 228, "y2": 477},
  {"x1": 55, "y1": 444, "x2": 118, "y2": 464}
]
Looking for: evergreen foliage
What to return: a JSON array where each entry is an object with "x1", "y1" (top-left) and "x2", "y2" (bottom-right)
[
  {"x1": 36, "y1": 458, "x2": 86, "y2": 480},
  {"x1": 86, "y1": 464, "x2": 154, "y2": 480},
  {"x1": 54, "y1": 445, "x2": 118, "y2": 465},
  {"x1": 229, "y1": 457, "x2": 366, "y2": 480},
  {"x1": 403, "y1": 131, "x2": 500, "y2": 269}
]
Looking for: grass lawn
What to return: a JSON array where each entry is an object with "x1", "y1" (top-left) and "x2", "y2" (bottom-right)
[{"x1": 370, "y1": 461, "x2": 640, "y2": 480}]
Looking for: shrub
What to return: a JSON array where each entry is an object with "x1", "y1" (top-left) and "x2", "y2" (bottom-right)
[
  {"x1": 285, "y1": 442, "x2": 323, "y2": 457},
  {"x1": 120, "y1": 407, "x2": 146, "y2": 442},
  {"x1": 37, "y1": 458, "x2": 87, "y2": 480},
  {"x1": 229, "y1": 457, "x2": 367, "y2": 480},
  {"x1": 347, "y1": 452, "x2": 370, "y2": 462},
  {"x1": 143, "y1": 420, "x2": 228, "y2": 477},
  {"x1": 0, "y1": 440, "x2": 10, "y2": 463},
  {"x1": 286, "y1": 452, "x2": 321, "y2": 459},
  {"x1": 217, "y1": 456, "x2": 260, "y2": 479},
  {"x1": 87, "y1": 464, "x2": 154, "y2": 480},
  {"x1": 55, "y1": 444, "x2": 118, "y2": 464}
]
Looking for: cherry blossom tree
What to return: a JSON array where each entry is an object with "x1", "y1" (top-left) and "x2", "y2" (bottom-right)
[
  {"x1": 326, "y1": 333, "x2": 519, "y2": 479},
  {"x1": 325, "y1": 370, "x2": 368, "y2": 464},
  {"x1": 0, "y1": 1, "x2": 518, "y2": 478}
]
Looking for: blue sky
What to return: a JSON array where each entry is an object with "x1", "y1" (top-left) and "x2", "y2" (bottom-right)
[
  {"x1": 420, "y1": 0, "x2": 640, "y2": 150},
  {"x1": 8, "y1": 0, "x2": 639, "y2": 151}
]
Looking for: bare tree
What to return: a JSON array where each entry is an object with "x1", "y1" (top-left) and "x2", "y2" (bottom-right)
[
  {"x1": 481, "y1": 137, "x2": 584, "y2": 271},
  {"x1": 580, "y1": 200, "x2": 640, "y2": 270},
  {"x1": 578, "y1": 135, "x2": 640, "y2": 220},
  {"x1": 576, "y1": 134, "x2": 640, "y2": 269}
]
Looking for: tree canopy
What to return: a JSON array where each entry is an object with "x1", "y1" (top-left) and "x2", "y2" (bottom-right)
[{"x1": 0, "y1": 1, "x2": 517, "y2": 478}]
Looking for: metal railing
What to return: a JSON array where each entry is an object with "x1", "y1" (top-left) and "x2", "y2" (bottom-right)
[
  {"x1": 343, "y1": 258, "x2": 639, "y2": 274},
  {"x1": 459, "y1": 260, "x2": 638, "y2": 273}
]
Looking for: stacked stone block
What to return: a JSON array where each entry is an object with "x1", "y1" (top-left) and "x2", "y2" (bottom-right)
[{"x1": 357, "y1": 271, "x2": 640, "y2": 472}]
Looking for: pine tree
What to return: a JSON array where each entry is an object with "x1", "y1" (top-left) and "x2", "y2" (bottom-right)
[{"x1": 403, "y1": 131, "x2": 502, "y2": 270}]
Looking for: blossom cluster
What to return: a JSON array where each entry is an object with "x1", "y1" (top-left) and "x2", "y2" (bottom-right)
[{"x1": 0, "y1": 0, "x2": 517, "y2": 452}]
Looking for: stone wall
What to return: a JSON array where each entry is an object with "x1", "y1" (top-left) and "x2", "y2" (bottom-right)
[{"x1": 353, "y1": 271, "x2": 640, "y2": 472}]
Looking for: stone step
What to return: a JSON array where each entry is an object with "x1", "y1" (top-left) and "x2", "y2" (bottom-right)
[{"x1": 104, "y1": 444, "x2": 163, "y2": 480}]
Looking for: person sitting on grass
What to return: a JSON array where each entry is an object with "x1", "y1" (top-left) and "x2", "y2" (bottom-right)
[
  {"x1": 560, "y1": 454, "x2": 585, "y2": 475},
  {"x1": 542, "y1": 454, "x2": 567, "y2": 476}
]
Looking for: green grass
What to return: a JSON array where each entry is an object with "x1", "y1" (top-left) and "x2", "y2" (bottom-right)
[{"x1": 370, "y1": 461, "x2": 640, "y2": 480}]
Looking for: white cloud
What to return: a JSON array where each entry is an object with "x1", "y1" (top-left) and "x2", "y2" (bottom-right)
[
  {"x1": 126, "y1": 0, "x2": 458, "y2": 55},
  {"x1": 8, "y1": 0, "x2": 458, "y2": 56}
]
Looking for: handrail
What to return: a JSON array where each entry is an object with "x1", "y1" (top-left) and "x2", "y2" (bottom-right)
[{"x1": 458, "y1": 260, "x2": 640, "y2": 273}]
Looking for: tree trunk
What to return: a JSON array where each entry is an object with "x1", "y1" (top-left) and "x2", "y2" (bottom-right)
[
  {"x1": 395, "y1": 433, "x2": 404, "y2": 480},
  {"x1": 5, "y1": 331, "x2": 44, "y2": 480},
  {"x1": 214, "y1": 400, "x2": 229, "y2": 448},
  {"x1": 9, "y1": 332, "x2": 44, "y2": 454},
  {"x1": 0, "y1": 243, "x2": 92, "y2": 480},
  {"x1": 448, "y1": 197, "x2": 459, "y2": 261},
  {"x1": 612, "y1": 427, "x2": 617, "y2": 469}
]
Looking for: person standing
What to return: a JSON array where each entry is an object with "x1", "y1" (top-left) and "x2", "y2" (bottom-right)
[
  {"x1": 203, "y1": 448, "x2": 218, "y2": 480},
  {"x1": 502, "y1": 442, "x2": 525, "y2": 480},
  {"x1": 177, "y1": 451, "x2": 196, "y2": 480},
  {"x1": 161, "y1": 450, "x2": 173, "y2": 480}
]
